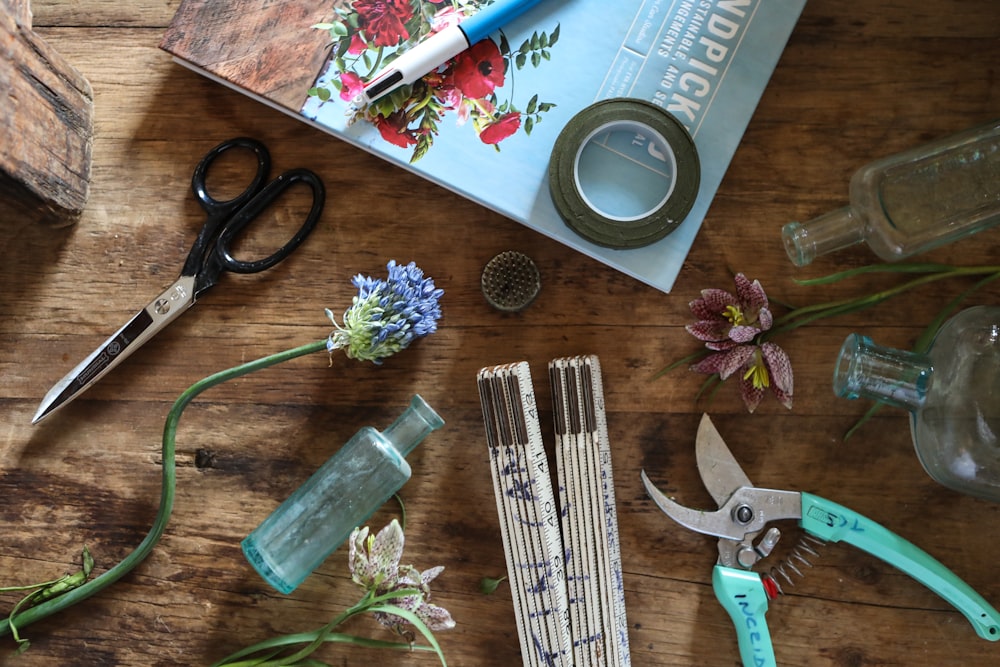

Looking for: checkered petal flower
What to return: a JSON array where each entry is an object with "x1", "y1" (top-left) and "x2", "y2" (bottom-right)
[
  {"x1": 687, "y1": 273, "x2": 772, "y2": 345},
  {"x1": 328, "y1": 260, "x2": 443, "y2": 364}
]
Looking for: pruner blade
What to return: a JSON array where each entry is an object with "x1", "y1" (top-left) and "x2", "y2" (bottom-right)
[
  {"x1": 641, "y1": 415, "x2": 803, "y2": 568},
  {"x1": 694, "y1": 414, "x2": 754, "y2": 506},
  {"x1": 641, "y1": 470, "x2": 799, "y2": 543}
]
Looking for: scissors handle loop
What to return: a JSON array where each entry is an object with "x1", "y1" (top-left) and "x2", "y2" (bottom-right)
[
  {"x1": 191, "y1": 137, "x2": 271, "y2": 212},
  {"x1": 216, "y1": 168, "x2": 326, "y2": 273}
]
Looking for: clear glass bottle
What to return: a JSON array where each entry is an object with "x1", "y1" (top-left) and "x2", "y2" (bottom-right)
[
  {"x1": 241, "y1": 394, "x2": 444, "y2": 593},
  {"x1": 783, "y1": 120, "x2": 1000, "y2": 266},
  {"x1": 833, "y1": 306, "x2": 1000, "y2": 502}
]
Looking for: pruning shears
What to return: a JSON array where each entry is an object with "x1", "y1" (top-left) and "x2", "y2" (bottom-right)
[{"x1": 641, "y1": 414, "x2": 1000, "y2": 667}]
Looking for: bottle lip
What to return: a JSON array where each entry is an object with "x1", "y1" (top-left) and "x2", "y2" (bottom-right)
[
  {"x1": 832, "y1": 333, "x2": 866, "y2": 399},
  {"x1": 410, "y1": 394, "x2": 445, "y2": 429},
  {"x1": 781, "y1": 221, "x2": 814, "y2": 267}
]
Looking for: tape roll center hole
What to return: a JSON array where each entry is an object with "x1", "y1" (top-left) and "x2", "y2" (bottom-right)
[{"x1": 573, "y1": 120, "x2": 678, "y2": 223}]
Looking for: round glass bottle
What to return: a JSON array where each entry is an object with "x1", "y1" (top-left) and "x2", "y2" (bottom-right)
[{"x1": 833, "y1": 306, "x2": 1000, "y2": 502}]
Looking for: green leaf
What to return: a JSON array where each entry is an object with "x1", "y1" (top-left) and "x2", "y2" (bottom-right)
[
  {"x1": 844, "y1": 403, "x2": 883, "y2": 440},
  {"x1": 368, "y1": 604, "x2": 448, "y2": 666},
  {"x1": 479, "y1": 576, "x2": 507, "y2": 594},
  {"x1": 526, "y1": 94, "x2": 538, "y2": 115},
  {"x1": 794, "y1": 262, "x2": 966, "y2": 286},
  {"x1": 654, "y1": 349, "x2": 712, "y2": 379}
]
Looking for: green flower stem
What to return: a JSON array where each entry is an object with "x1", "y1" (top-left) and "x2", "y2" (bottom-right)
[
  {"x1": 0, "y1": 339, "x2": 328, "y2": 639},
  {"x1": 769, "y1": 265, "x2": 1000, "y2": 338},
  {"x1": 212, "y1": 588, "x2": 443, "y2": 667}
]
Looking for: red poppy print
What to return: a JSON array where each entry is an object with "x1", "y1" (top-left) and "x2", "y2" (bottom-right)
[
  {"x1": 450, "y1": 39, "x2": 506, "y2": 99},
  {"x1": 354, "y1": 0, "x2": 413, "y2": 47},
  {"x1": 308, "y1": 1, "x2": 560, "y2": 161}
]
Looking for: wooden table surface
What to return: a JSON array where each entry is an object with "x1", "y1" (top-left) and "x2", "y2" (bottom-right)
[{"x1": 3, "y1": 1, "x2": 1000, "y2": 665}]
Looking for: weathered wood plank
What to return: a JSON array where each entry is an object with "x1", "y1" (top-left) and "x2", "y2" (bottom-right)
[{"x1": 0, "y1": 0, "x2": 92, "y2": 226}]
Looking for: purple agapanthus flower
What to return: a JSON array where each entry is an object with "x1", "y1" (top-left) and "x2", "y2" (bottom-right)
[
  {"x1": 327, "y1": 260, "x2": 443, "y2": 364},
  {"x1": 686, "y1": 273, "x2": 793, "y2": 413}
]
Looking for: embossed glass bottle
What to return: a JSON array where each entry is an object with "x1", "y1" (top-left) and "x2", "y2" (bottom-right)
[
  {"x1": 783, "y1": 120, "x2": 1000, "y2": 266},
  {"x1": 833, "y1": 306, "x2": 1000, "y2": 502},
  {"x1": 242, "y1": 394, "x2": 444, "y2": 593}
]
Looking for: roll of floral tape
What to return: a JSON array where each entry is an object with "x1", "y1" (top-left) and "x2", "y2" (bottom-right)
[{"x1": 548, "y1": 98, "x2": 700, "y2": 249}]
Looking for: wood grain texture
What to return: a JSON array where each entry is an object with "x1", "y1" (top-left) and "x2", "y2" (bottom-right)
[
  {"x1": 160, "y1": 0, "x2": 338, "y2": 111},
  {"x1": 1, "y1": 1, "x2": 1000, "y2": 665},
  {"x1": 0, "y1": 0, "x2": 92, "y2": 225}
]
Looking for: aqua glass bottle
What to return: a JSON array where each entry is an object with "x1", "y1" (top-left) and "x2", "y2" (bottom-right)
[
  {"x1": 242, "y1": 394, "x2": 444, "y2": 593},
  {"x1": 783, "y1": 120, "x2": 1000, "y2": 266},
  {"x1": 833, "y1": 306, "x2": 1000, "y2": 502}
]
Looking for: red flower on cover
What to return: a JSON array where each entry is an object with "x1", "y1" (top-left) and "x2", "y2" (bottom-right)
[
  {"x1": 449, "y1": 39, "x2": 505, "y2": 99},
  {"x1": 354, "y1": 0, "x2": 413, "y2": 47},
  {"x1": 339, "y1": 71, "x2": 365, "y2": 102},
  {"x1": 374, "y1": 110, "x2": 419, "y2": 148},
  {"x1": 479, "y1": 112, "x2": 521, "y2": 145},
  {"x1": 347, "y1": 33, "x2": 367, "y2": 55}
]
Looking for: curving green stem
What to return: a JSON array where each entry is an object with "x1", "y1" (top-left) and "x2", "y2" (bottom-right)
[{"x1": 0, "y1": 339, "x2": 328, "y2": 639}]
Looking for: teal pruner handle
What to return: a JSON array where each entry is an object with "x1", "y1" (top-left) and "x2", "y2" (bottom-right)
[
  {"x1": 713, "y1": 565, "x2": 777, "y2": 667},
  {"x1": 800, "y1": 491, "x2": 1000, "y2": 641}
]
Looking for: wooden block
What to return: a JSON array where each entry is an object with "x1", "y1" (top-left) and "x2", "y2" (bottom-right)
[{"x1": 0, "y1": 0, "x2": 93, "y2": 227}]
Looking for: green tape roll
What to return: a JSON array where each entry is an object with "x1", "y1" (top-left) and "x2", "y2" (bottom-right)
[{"x1": 548, "y1": 98, "x2": 700, "y2": 249}]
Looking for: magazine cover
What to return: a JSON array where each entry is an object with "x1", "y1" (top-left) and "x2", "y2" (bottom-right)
[{"x1": 162, "y1": 0, "x2": 806, "y2": 292}]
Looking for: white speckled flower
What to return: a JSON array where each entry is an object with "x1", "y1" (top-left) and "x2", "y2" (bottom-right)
[{"x1": 349, "y1": 519, "x2": 455, "y2": 640}]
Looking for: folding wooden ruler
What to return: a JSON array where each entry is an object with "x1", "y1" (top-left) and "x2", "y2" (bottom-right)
[{"x1": 477, "y1": 356, "x2": 630, "y2": 667}]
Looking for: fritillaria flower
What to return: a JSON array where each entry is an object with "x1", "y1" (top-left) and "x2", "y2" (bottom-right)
[
  {"x1": 685, "y1": 273, "x2": 793, "y2": 413},
  {"x1": 687, "y1": 273, "x2": 773, "y2": 346},
  {"x1": 349, "y1": 520, "x2": 456, "y2": 640}
]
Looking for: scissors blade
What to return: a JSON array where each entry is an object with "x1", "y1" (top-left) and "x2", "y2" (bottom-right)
[
  {"x1": 695, "y1": 414, "x2": 755, "y2": 506},
  {"x1": 32, "y1": 275, "x2": 197, "y2": 424}
]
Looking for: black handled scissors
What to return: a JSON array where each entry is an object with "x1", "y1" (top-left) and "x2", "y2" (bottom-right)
[{"x1": 33, "y1": 137, "x2": 325, "y2": 424}]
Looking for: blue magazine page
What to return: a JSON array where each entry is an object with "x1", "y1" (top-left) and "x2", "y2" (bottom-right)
[{"x1": 166, "y1": 0, "x2": 806, "y2": 293}]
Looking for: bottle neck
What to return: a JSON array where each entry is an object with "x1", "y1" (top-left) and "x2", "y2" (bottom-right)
[
  {"x1": 382, "y1": 394, "x2": 445, "y2": 458},
  {"x1": 833, "y1": 333, "x2": 932, "y2": 412},
  {"x1": 782, "y1": 206, "x2": 864, "y2": 267}
]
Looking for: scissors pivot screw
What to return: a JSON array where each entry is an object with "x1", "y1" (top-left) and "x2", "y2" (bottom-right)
[{"x1": 154, "y1": 299, "x2": 171, "y2": 314}]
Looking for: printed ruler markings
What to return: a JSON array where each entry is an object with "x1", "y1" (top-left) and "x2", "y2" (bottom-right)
[
  {"x1": 478, "y1": 362, "x2": 572, "y2": 667},
  {"x1": 552, "y1": 358, "x2": 599, "y2": 664},
  {"x1": 478, "y1": 370, "x2": 534, "y2": 664},
  {"x1": 585, "y1": 357, "x2": 631, "y2": 667},
  {"x1": 551, "y1": 355, "x2": 631, "y2": 667}
]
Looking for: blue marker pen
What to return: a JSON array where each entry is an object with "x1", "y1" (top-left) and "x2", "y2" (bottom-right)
[{"x1": 355, "y1": 0, "x2": 547, "y2": 105}]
